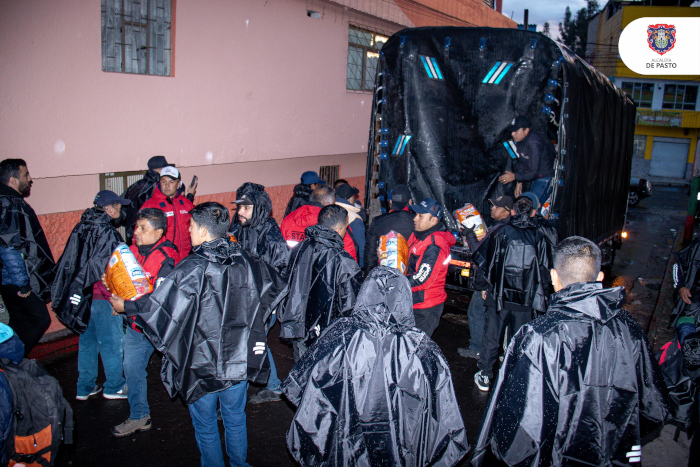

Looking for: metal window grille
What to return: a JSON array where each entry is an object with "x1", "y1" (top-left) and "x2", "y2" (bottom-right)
[
  {"x1": 102, "y1": 0, "x2": 172, "y2": 76},
  {"x1": 662, "y1": 84, "x2": 698, "y2": 111},
  {"x1": 347, "y1": 26, "x2": 388, "y2": 92},
  {"x1": 620, "y1": 82, "x2": 653, "y2": 108},
  {"x1": 99, "y1": 170, "x2": 146, "y2": 239},
  {"x1": 319, "y1": 166, "x2": 339, "y2": 186}
]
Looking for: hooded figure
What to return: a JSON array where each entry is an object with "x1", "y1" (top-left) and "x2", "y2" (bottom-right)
[
  {"x1": 278, "y1": 223, "x2": 361, "y2": 349},
  {"x1": 284, "y1": 183, "x2": 314, "y2": 218},
  {"x1": 135, "y1": 237, "x2": 287, "y2": 405},
  {"x1": 472, "y1": 282, "x2": 669, "y2": 466},
  {"x1": 282, "y1": 267, "x2": 469, "y2": 467},
  {"x1": 229, "y1": 190, "x2": 289, "y2": 272},
  {"x1": 671, "y1": 236, "x2": 700, "y2": 327},
  {"x1": 50, "y1": 207, "x2": 124, "y2": 333}
]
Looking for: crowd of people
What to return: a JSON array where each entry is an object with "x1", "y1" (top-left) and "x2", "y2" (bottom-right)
[{"x1": 0, "y1": 122, "x2": 675, "y2": 467}]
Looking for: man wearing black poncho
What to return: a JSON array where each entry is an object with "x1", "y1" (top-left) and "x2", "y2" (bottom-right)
[
  {"x1": 282, "y1": 266, "x2": 469, "y2": 467},
  {"x1": 473, "y1": 236, "x2": 668, "y2": 466}
]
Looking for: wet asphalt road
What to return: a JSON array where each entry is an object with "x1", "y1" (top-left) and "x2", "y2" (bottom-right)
[{"x1": 44, "y1": 186, "x2": 691, "y2": 466}]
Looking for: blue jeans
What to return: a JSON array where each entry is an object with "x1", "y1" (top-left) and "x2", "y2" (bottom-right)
[
  {"x1": 467, "y1": 290, "x2": 486, "y2": 353},
  {"x1": 188, "y1": 381, "x2": 249, "y2": 467},
  {"x1": 124, "y1": 326, "x2": 155, "y2": 419},
  {"x1": 529, "y1": 177, "x2": 553, "y2": 206},
  {"x1": 77, "y1": 300, "x2": 125, "y2": 396},
  {"x1": 266, "y1": 313, "x2": 280, "y2": 392}
]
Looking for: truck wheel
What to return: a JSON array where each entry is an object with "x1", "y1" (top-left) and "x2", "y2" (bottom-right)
[{"x1": 628, "y1": 191, "x2": 639, "y2": 206}]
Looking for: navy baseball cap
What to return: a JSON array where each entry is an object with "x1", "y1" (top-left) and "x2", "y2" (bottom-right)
[
  {"x1": 518, "y1": 192, "x2": 541, "y2": 210},
  {"x1": 507, "y1": 116, "x2": 531, "y2": 132},
  {"x1": 94, "y1": 190, "x2": 130, "y2": 207},
  {"x1": 147, "y1": 155, "x2": 170, "y2": 170},
  {"x1": 409, "y1": 198, "x2": 443, "y2": 220},
  {"x1": 300, "y1": 171, "x2": 325, "y2": 185}
]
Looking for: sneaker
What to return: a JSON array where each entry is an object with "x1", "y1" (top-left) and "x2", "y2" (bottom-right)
[
  {"x1": 111, "y1": 416, "x2": 152, "y2": 438},
  {"x1": 103, "y1": 385, "x2": 128, "y2": 400},
  {"x1": 248, "y1": 388, "x2": 282, "y2": 404},
  {"x1": 474, "y1": 371, "x2": 490, "y2": 392},
  {"x1": 457, "y1": 347, "x2": 480, "y2": 359},
  {"x1": 76, "y1": 384, "x2": 102, "y2": 401}
]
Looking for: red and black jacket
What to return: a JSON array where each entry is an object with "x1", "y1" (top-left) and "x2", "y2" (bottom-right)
[
  {"x1": 124, "y1": 237, "x2": 180, "y2": 332},
  {"x1": 141, "y1": 187, "x2": 194, "y2": 257},
  {"x1": 406, "y1": 223, "x2": 456, "y2": 309}
]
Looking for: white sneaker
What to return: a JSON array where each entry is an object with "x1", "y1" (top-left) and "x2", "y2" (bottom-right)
[
  {"x1": 474, "y1": 371, "x2": 490, "y2": 392},
  {"x1": 103, "y1": 385, "x2": 128, "y2": 400},
  {"x1": 76, "y1": 384, "x2": 102, "y2": 401}
]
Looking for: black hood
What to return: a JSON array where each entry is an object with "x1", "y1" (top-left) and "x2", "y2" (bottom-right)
[
  {"x1": 305, "y1": 224, "x2": 344, "y2": 249},
  {"x1": 509, "y1": 214, "x2": 538, "y2": 229},
  {"x1": 236, "y1": 182, "x2": 265, "y2": 200},
  {"x1": 80, "y1": 207, "x2": 115, "y2": 225},
  {"x1": 244, "y1": 190, "x2": 273, "y2": 229},
  {"x1": 0, "y1": 183, "x2": 21, "y2": 198},
  {"x1": 548, "y1": 282, "x2": 625, "y2": 324},
  {"x1": 293, "y1": 183, "x2": 313, "y2": 198},
  {"x1": 353, "y1": 266, "x2": 415, "y2": 329},
  {"x1": 192, "y1": 237, "x2": 242, "y2": 265}
]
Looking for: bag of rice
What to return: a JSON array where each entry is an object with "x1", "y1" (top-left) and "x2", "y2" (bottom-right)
[
  {"x1": 454, "y1": 204, "x2": 487, "y2": 241},
  {"x1": 104, "y1": 243, "x2": 153, "y2": 300},
  {"x1": 379, "y1": 231, "x2": 408, "y2": 273}
]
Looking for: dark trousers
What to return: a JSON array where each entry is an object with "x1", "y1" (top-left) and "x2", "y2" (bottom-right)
[
  {"x1": 467, "y1": 291, "x2": 486, "y2": 353},
  {"x1": 414, "y1": 303, "x2": 444, "y2": 337},
  {"x1": 477, "y1": 306, "x2": 531, "y2": 378},
  {"x1": 1, "y1": 285, "x2": 51, "y2": 357}
]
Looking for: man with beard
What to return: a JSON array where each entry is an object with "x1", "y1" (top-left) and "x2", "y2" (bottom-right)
[
  {"x1": 230, "y1": 189, "x2": 289, "y2": 404},
  {"x1": 0, "y1": 159, "x2": 55, "y2": 356},
  {"x1": 140, "y1": 166, "x2": 194, "y2": 257},
  {"x1": 279, "y1": 205, "x2": 361, "y2": 361}
]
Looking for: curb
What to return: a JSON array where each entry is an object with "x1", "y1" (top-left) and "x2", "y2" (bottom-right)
[{"x1": 28, "y1": 328, "x2": 79, "y2": 363}]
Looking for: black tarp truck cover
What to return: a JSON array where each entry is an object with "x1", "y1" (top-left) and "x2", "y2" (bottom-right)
[{"x1": 365, "y1": 27, "x2": 635, "y2": 256}]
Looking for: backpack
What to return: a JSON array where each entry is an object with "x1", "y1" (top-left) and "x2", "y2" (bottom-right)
[{"x1": 0, "y1": 358, "x2": 73, "y2": 467}]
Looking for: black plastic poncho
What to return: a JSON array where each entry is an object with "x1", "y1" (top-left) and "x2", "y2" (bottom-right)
[
  {"x1": 282, "y1": 266, "x2": 469, "y2": 467},
  {"x1": 473, "y1": 282, "x2": 668, "y2": 466},
  {"x1": 229, "y1": 190, "x2": 290, "y2": 273},
  {"x1": 671, "y1": 237, "x2": 700, "y2": 326},
  {"x1": 278, "y1": 224, "x2": 361, "y2": 345},
  {"x1": 136, "y1": 237, "x2": 287, "y2": 405},
  {"x1": 50, "y1": 208, "x2": 123, "y2": 333},
  {"x1": 0, "y1": 184, "x2": 55, "y2": 300}
]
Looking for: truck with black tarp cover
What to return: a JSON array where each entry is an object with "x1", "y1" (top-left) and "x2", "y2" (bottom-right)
[{"x1": 364, "y1": 27, "x2": 636, "y2": 291}]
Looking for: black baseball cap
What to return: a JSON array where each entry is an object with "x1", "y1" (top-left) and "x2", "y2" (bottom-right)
[
  {"x1": 489, "y1": 195, "x2": 514, "y2": 210},
  {"x1": 233, "y1": 194, "x2": 255, "y2": 206},
  {"x1": 389, "y1": 185, "x2": 412, "y2": 207},
  {"x1": 409, "y1": 198, "x2": 443, "y2": 220},
  {"x1": 94, "y1": 190, "x2": 130, "y2": 207},
  {"x1": 507, "y1": 116, "x2": 531, "y2": 132},
  {"x1": 147, "y1": 155, "x2": 170, "y2": 170},
  {"x1": 335, "y1": 183, "x2": 359, "y2": 201}
]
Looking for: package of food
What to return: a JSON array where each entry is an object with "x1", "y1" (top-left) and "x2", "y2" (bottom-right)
[
  {"x1": 379, "y1": 231, "x2": 408, "y2": 273},
  {"x1": 454, "y1": 204, "x2": 487, "y2": 241},
  {"x1": 104, "y1": 243, "x2": 153, "y2": 301}
]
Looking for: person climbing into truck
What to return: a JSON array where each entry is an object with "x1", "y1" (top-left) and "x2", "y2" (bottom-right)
[{"x1": 498, "y1": 116, "x2": 555, "y2": 204}]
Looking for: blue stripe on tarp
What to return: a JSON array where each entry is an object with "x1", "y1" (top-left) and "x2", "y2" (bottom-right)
[
  {"x1": 503, "y1": 141, "x2": 518, "y2": 159},
  {"x1": 494, "y1": 62, "x2": 513, "y2": 84},
  {"x1": 399, "y1": 135, "x2": 412, "y2": 155},
  {"x1": 392, "y1": 136, "x2": 404, "y2": 154},
  {"x1": 430, "y1": 58, "x2": 443, "y2": 80},
  {"x1": 482, "y1": 62, "x2": 501, "y2": 83},
  {"x1": 420, "y1": 56, "x2": 434, "y2": 79}
]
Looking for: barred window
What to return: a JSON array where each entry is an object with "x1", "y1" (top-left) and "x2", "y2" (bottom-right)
[
  {"x1": 620, "y1": 82, "x2": 654, "y2": 108},
  {"x1": 663, "y1": 84, "x2": 698, "y2": 111},
  {"x1": 347, "y1": 26, "x2": 388, "y2": 91},
  {"x1": 102, "y1": 0, "x2": 172, "y2": 76}
]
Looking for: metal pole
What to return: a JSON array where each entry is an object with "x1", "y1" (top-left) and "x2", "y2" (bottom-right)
[{"x1": 524, "y1": 9, "x2": 529, "y2": 31}]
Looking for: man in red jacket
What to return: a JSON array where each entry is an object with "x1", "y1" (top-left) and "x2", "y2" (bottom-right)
[
  {"x1": 406, "y1": 198, "x2": 456, "y2": 337},
  {"x1": 140, "y1": 166, "x2": 194, "y2": 257},
  {"x1": 108, "y1": 208, "x2": 180, "y2": 437},
  {"x1": 280, "y1": 185, "x2": 335, "y2": 248}
]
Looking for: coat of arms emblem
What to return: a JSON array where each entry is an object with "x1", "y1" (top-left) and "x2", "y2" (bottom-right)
[{"x1": 647, "y1": 24, "x2": 676, "y2": 55}]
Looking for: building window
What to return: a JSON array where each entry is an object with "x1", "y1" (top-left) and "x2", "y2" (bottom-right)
[
  {"x1": 319, "y1": 165, "x2": 340, "y2": 186},
  {"x1": 662, "y1": 84, "x2": 698, "y2": 111},
  {"x1": 620, "y1": 82, "x2": 654, "y2": 108},
  {"x1": 347, "y1": 26, "x2": 388, "y2": 91},
  {"x1": 102, "y1": 0, "x2": 172, "y2": 76}
]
